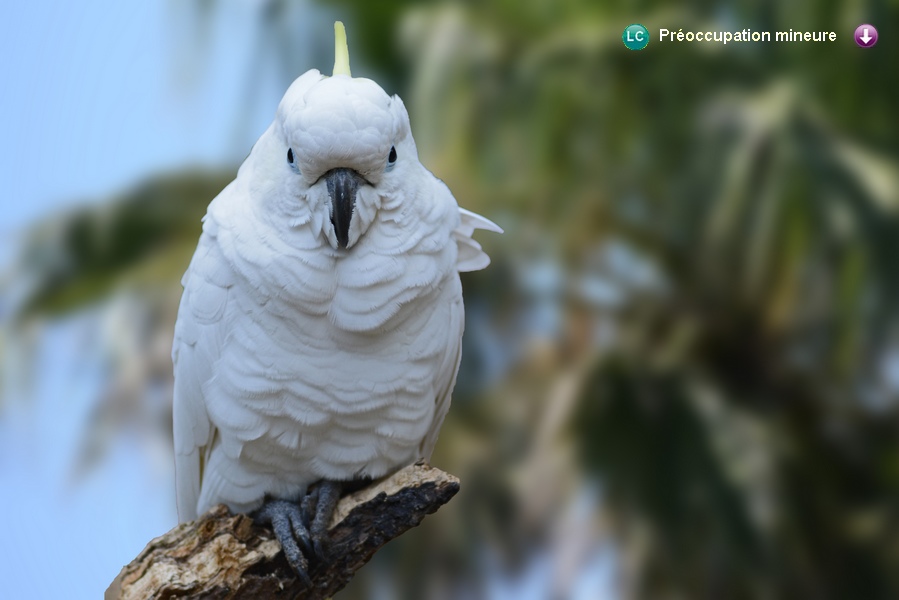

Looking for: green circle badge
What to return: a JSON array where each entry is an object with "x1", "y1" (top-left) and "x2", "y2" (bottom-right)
[{"x1": 622, "y1": 24, "x2": 650, "y2": 50}]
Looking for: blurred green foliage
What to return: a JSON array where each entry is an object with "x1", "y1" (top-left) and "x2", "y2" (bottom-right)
[
  {"x1": 7, "y1": 1, "x2": 899, "y2": 598},
  {"x1": 17, "y1": 170, "x2": 232, "y2": 317}
]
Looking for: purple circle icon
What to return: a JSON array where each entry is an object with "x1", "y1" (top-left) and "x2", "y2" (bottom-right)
[{"x1": 854, "y1": 24, "x2": 878, "y2": 47}]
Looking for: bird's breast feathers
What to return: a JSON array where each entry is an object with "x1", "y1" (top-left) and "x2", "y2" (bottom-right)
[{"x1": 173, "y1": 171, "x2": 486, "y2": 515}]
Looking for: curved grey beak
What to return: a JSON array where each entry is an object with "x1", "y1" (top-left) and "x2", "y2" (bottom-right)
[{"x1": 325, "y1": 167, "x2": 362, "y2": 248}]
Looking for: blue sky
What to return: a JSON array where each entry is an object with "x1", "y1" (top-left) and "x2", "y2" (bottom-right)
[{"x1": 0, "y1": 1, "x2": 306, "y2": 237}]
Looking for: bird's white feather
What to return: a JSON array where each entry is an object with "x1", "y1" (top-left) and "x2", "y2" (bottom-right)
[{"x1": 173, "y1": 68, "x2": 497, "y2": 521}]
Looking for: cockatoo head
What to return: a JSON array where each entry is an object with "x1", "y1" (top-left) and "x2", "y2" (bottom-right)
[{"x1": 258, "y1": 22, "x2": 416, "y2": 250}]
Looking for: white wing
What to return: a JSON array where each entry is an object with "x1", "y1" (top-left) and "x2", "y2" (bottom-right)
[
  {"x1": 418, "y1": 278, "x2": 464, "y2": 460},
  {"x1": 420, "y1": 198, "x2": 500, "y2": 458},
  {"x1": 172, "y1": 203, "x2": 236, "y2": 522}
]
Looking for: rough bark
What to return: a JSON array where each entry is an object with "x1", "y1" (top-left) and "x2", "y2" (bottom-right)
[{"x1": 106, "y1": 461, "x2": 459, "y2": 599}]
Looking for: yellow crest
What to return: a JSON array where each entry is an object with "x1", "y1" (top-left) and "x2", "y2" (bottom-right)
[{"x1": 333, "y1": 21, "x2": 351, "y2": 77}]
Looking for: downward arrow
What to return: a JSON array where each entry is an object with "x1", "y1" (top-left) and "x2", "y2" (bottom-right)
[{"x1": 861, "y1": 28, "x2": 872, "y2": 44}]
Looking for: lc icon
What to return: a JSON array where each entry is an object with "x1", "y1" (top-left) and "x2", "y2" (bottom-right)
[{"x1": 623, "y1": 24, "x2": 650, "y2": 51}]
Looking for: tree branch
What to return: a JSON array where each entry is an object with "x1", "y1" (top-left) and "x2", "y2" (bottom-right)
[{"x1": 106, "y1": 461, "x2": 460, "y2": 599}]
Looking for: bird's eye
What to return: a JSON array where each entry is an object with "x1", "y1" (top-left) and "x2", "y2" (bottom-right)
[
  {"x1": 286, "y1": 147, "x2": 301, "y2": 174},
  {"x1": 386, "y1": 145, "x2": 397, "y2": 171}
]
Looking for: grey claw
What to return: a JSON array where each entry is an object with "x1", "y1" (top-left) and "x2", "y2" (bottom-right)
[
  {"x1": 309, "y1": 480, "x2": 341, "y2": 560},
  {"x1": 253, "y1": 499, "x2": 313, "y2": 585},
  {"x1": 301, "y1": 485, "x2": 320, "y2": 525},
  {"x1": 251, "y1": 482, "x2": 343, "y2": 583}
]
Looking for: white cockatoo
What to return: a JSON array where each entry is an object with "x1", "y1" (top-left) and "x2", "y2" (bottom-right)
[{"x1": 172, "y1": 22, "x2": 500, "y2": 578}]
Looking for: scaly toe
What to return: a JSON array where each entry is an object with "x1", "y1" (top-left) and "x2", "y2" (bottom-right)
[{"x1": 253, "y1": 499, "x2": 312, "y2": 586}]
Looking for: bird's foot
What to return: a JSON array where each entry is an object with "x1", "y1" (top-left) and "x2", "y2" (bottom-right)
[
  {"x1": 253, "y1": 499, "x2": 314, "y2": 586},
  {"x1": 301, "y1": 480, "x2": 342, "y2": 559},
  {"x1": 252, "y1": 480, "x2": 343, "y2": 585}
]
